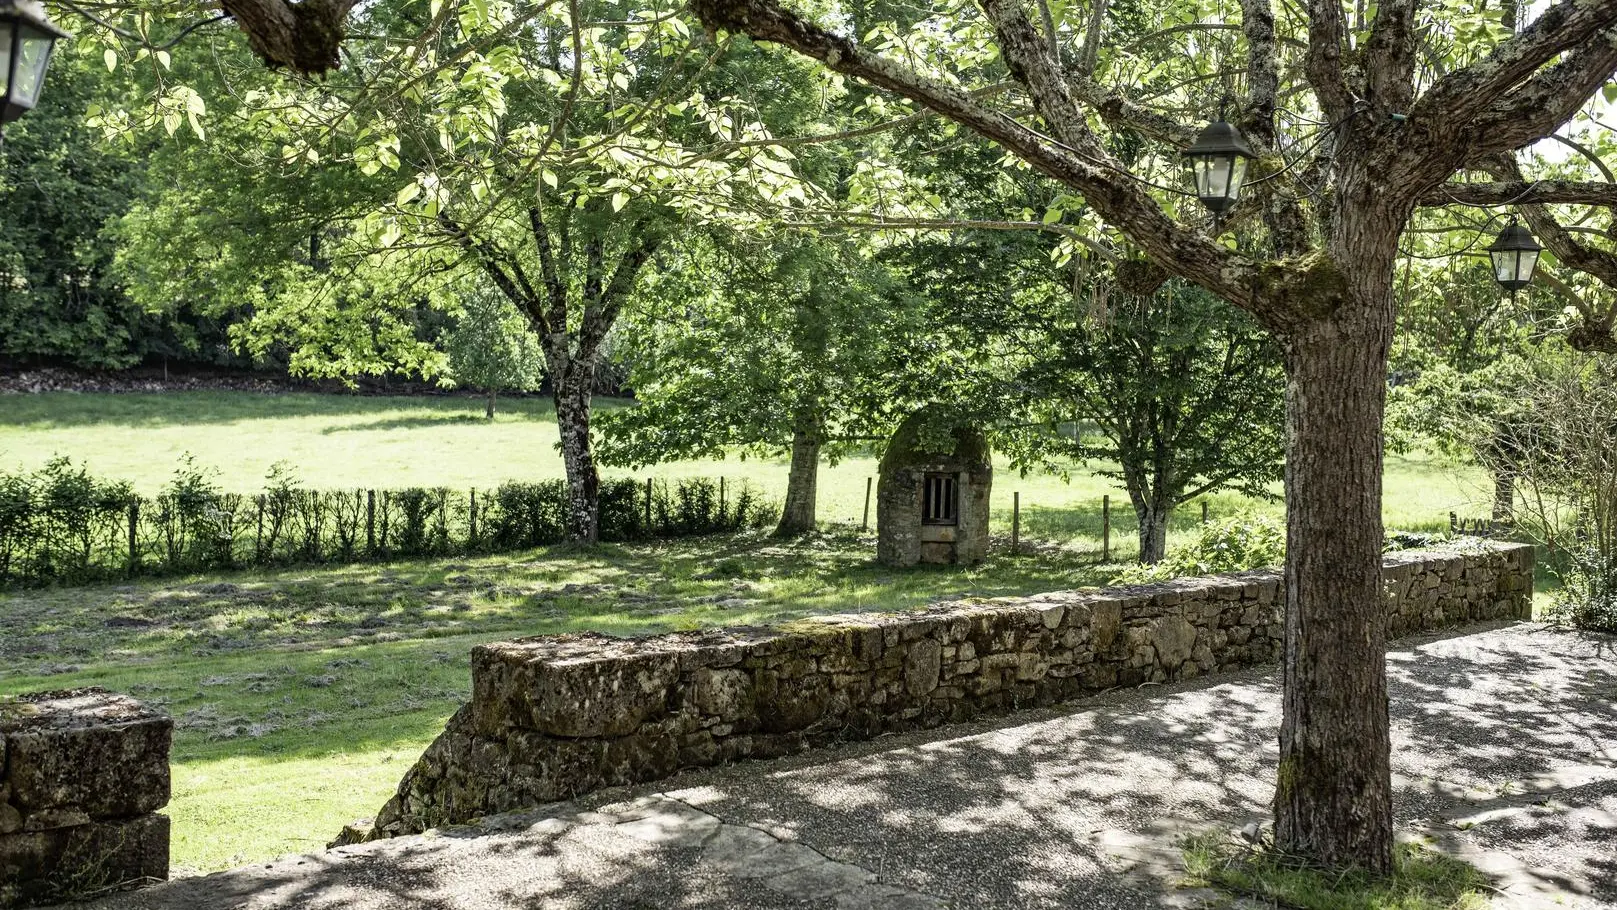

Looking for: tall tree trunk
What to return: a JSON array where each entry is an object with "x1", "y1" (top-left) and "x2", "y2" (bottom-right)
[
  {"x1": 1273, "y1": 294, "x2": 1396, "y2": 874},
  {"x1": 1492, "y1": 469, "x2": 1515, "y2": 522},
  {"x1": 553, "y1": 369, "x2": 600, "y2": 544},
  {"x1": 1134, "y1": 501, "x2": 1170, "y2": 563},
  {"x1": 486, "y1": 389, "x2": 497, "y2": 420},
  {"x1": 774, "y1": 408, "x2": 823, "y2": 537}
]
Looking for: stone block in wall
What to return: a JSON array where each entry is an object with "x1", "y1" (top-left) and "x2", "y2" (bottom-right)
[
  {"x1": 1, "y1": 689, "x2": 171, "y2": 908},
  {"x1": 0, "y1": 814, "x2": 169, "y2": 908},
  {"x1": 1, "y1": 691, "x2": 170, "y2": 830}
]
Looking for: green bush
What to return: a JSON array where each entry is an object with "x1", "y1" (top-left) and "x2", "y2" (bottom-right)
[
  {"x1": 1547, "y1": 545, "x2": 1617, "y2": 633},
  {"x1": 0, "y1": 456, "x2": 777, "y2": 588},
  {"x1": 1112, "y1": 514, "x2": 1286, "y2": 584}
]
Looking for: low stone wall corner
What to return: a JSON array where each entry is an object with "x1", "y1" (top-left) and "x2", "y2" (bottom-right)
[
  {"x1": 0, "y1": 688, "x2": 171, "y2": 909},
  {"x1": 352, "y1": 541, "x2": 1535, "y2": 843}
]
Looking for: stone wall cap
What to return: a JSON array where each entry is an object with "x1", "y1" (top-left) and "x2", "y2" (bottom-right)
[
  {"x1": 0, "y1": 687, "x2": 169, "y2": 734},
  {"x1": 468, "y1": 542, "x2": 1536, "y2": 671}
]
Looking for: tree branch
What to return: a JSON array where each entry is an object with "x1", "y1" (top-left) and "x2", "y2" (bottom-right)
[
  {"x1": 1459, "y1": 29, "x2": 1617, "y2": 155},
  {"x1": 1239, "y1": 0, "x2": 1311, "y2": 255},
  {"x1": 1363, "y1": 0, "x2": 1418, "y2": 114},
  {"x1": 218, "y1": 0, "x2": 359, "y2": 75},
  {"x1": 1420, "y1": 181, "x2": 1617, "y2": 208},
  {"x1": 687, "y1": 0, "x2": 1259, "y2": 310},
  {"x1": 581, "y1": 227, "x2": 664, "y2": 358},
  {"x1": 1304, "y1": 0, "x2": 1353, "y2": 121},
  {"x1": 1409, "y1": 0, "x2": 1617, "y2": 130}
]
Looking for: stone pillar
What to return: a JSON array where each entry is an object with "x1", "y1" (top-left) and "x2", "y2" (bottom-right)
[{"x1": 1, "y1": 689, "x2": 171, "y2": 908}]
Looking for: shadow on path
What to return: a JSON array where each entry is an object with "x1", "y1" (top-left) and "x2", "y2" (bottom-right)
[{"x1": 76, "y1": 623, "x2": 1617, "y2": 910}]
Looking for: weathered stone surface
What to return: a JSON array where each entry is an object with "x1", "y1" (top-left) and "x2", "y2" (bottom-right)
[
  {"x1": 352, "y1": 542, "x2": 1534, "y2": 844},
  {"x1": 1090, "y1": 600, "x2": 1123, "y2": 653},
  {"x1": 876, "y1": 410, "x2": 993, "y2": 567},
  {"x1": 0, "y1": 814, "x2": 169, "y2": 908},
  {"x1": 689, "y1": 669, "x2": 754, "y2": 718},
  {"x1": 0, "y1": 690, "x2": 171, "y2": 825},
  {"x1": 0, "y1": 691, "x2": 171, "y2": 908},
  {"x1": 904, "y1": 640, "x2": 942, "y2": 696},
  {"x1": 1150, "y1": 616, "x2": 1197, "y2": 670}
]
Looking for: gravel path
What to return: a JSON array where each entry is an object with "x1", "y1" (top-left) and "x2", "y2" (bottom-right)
[{"x1": 74, "y1": 622, "x2": 1617, "y2": 910}]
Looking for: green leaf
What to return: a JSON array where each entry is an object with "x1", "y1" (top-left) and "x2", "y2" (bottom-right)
[
  {"x1": 397, "y1": 182, "x2": 423, "y2": 207},
  {"x1": 103, "y1": 49, "x2": 117, "y2": 72},
  {"x1": 611, "y1": 191, "x2": 629, "y2": 212}
]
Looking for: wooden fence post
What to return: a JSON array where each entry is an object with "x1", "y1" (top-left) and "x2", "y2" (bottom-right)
[
  {"x1": 719, "y1": 476, "x2": 726, "y2": 513},
  {"x1": 469, "y1": 489, "x2": 478, "y2": 547},
  {"x1": 645, "y1": 478, "x2": 653, "y2": 529},
  {"x1": 1449, "y1": 511, "x2": 1458, "y2": 535},
  {"x1": 366, "y1": 490, "x2": 377, "y2": 554},
  {"x1": 1102, "y1": 494, "x2": 1111, "y2": 562},
  {"x1": 1201, "y1": 500, "x2": 1209, "y2": 524},
  {"x1": 862, "y1": 477, "x2": 873, "y2": 531},
  {"x1": 1011, "y1": 491, "x2": 1020, "y2": 555},
  {"x1": 254, "y1": 494, "x2": 265, "y2": 563},
  {"x1": 127, "y1": 500, "x2": 140, "y2": 577}
]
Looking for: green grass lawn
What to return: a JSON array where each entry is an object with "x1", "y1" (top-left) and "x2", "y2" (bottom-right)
[{"x1": 0, "y1": 390, "x2": 1502, "y2": 874}]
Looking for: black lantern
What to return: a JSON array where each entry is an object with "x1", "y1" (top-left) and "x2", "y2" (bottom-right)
[
  {"x1": 1, "y1": 0, "x2": 69, "y2": 128},
  {"x1": 1184, "y1": 119, "x2": 1257, "y2": 215},
  {"x1": 1488, "y1": 218, "x2": 1542, "y2": 293}
]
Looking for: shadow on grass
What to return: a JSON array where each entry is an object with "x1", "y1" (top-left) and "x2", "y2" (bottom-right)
[
  {"x1": 317, "y1": 414, "x2": 530, "y2": 434},
  {"x1": 0, "y1": 391, "x2": 567, "y2": 430}
]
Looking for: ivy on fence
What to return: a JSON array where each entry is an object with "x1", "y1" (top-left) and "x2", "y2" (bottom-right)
[{"x1": 0, "y1": 457, "x2": 774, "y2": 588}]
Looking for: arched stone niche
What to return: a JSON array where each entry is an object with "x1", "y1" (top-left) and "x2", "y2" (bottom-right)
[{"x1": 876, "y1": 410, "x2": 992, "y2": 566}]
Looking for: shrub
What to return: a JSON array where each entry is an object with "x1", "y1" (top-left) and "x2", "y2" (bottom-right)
[
  {"x1": 0, "y1": 456, "x2": 778, "y2": 588},
  {"x1": 1486, "y1": 356, "x2": 1617, "y2": 633},
  {"x1": 1547, "y1": 545, "x2": 1617, "y2": 633},
  {"x1": 1112, "y1": 514, "x2": 1285, "y2": 584}
]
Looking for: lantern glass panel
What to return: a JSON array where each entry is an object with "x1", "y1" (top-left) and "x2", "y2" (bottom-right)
[
  {"x1": 0, "y1": 25, "x2": 12, "y2": 98},
  {"x1": 1494, "y1": 248, "x2": 1539, "y2": 288},
  {"x1": 1491, "y1": 250, "x2": 1517, "y2": 285},
  {"x1": 1193, "y1": 155, "x2": 1247, "y2": 208},
  {"x1": 12, "y1": 25, "x2": 53, "y2": 108}
]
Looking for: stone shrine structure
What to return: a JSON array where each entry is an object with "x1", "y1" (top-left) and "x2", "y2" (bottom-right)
[{"x1": 876, "y1": 410, "x2": 992, "y2": 566}]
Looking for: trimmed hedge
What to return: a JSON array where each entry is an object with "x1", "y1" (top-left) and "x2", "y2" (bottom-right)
[{"x1": 0, "y1": 457, "x2": 774, "y2": 588}]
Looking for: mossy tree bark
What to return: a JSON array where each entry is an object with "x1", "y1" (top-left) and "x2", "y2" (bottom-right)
[
  {"x1": 1131, "y1": 497, "x2": 1172, "y2": 564},
  {"x1": 1274, "y1": 298, "x2": 1396, "y2": 872},
  {"x1": 774, "y1": 407, "x2": 823, "y2": 537}
]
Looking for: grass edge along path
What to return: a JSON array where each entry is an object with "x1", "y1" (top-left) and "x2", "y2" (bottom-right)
[{"x1": 1182, "y1": 831, "x2": 1493, "y2": 910}]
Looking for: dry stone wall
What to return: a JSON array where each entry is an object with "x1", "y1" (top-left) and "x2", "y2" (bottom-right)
[
  {"x1": 354, "y1": 541, "x2": 1534, "y2": 843},
  {"x1": 0, "y1": 689, "x2": 171, "y2": 908}
]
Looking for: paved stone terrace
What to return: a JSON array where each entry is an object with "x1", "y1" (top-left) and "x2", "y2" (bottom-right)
[{"x1": 70, "y1": 622, "x2": 1617, "y2": 909}]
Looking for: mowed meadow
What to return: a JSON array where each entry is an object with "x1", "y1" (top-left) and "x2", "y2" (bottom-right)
[
  {"x1": 0, "y1": 391, "x2": 1494, "y2": 873},
  {"x1": 0, "y1": 390, "x2": 1489, "y2": 538}
]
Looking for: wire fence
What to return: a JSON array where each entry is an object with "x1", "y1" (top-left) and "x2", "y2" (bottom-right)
[{"x1": 0, "y1": 462, "x2": 773, "y2": 588}]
